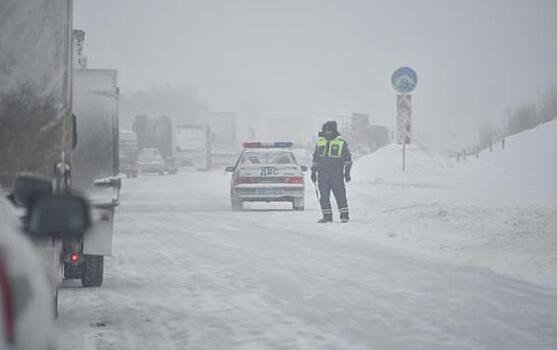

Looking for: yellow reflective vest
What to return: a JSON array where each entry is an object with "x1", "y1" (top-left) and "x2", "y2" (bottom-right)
[{"x1": 316, "y1": 136, "x2": 346, "y2": 158}]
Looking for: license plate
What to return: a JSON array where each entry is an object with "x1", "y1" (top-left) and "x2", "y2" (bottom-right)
[
  {"x1": 260, "y1": 167, "x2": 278, "y2": 176},
  {"x1": 256, "y1": 189, "x2": 282, "y2": 196}
]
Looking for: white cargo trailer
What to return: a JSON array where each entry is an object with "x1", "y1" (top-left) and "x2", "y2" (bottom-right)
[
  {"x1": 70, "y1": 68, "x2": 120, "y2": 287},
  {"x1": 175, "y1": 124, "x2": 212, "y2": 170},
  {"x1": 0, "y1": 0, "x2": 74, "y2": 314}
]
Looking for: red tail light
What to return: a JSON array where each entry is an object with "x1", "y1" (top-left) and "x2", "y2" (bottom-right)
[
  {"x1": 234, "y1": 177, "x2": 256, "y2": 184},
  {"x1": 287, "y1": 176, "x2": 304, "y2": 184},
  {"x1": 0, "y1": 253, "x2": 15, "y2": 344},
  {"x1": 70, "y1": 252, "x2": 80, "y2": 264}
]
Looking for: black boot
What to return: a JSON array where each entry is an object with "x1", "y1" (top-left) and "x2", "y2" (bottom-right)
[
  {"x1": 340, "y1": 212, "x2": 350, "y2": 223},
  {"x1": 340, "y1": 207, "x2": 350, "y2": 223},
  {"x1": 317, "y1": 215, "x2": 333, "y2": 223}
]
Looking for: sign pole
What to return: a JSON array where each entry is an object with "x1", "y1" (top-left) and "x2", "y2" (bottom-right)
[
  {"x1": 402, "y1": 143, "x2": 406, "y2": 172},
  {"x1": 391, "y1": 66, "x2": 417, "y2": 173}
]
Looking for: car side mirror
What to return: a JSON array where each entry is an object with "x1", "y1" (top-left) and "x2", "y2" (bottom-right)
[
  {"x1": 13, "y1": 174, "x2": 53, "y2": 208},
  {"x1": 26, "y1": 194, "x2": 91, "y2": 239},
  {"x1": 225, "y1": 166, "x2": 235, "y2": 173},
  {"x1": 301, "y1": 166, "x2": 308, "y2": 172}
]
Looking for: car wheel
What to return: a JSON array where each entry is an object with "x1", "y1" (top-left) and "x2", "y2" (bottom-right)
[
  {"x1": 231, "y1": 198, "x2": 243, "y2": 211},
  {"x1": 293, "y1": 199, "x2": 305, "y2": 211}
]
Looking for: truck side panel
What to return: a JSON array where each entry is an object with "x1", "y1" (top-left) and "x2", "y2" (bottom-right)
[
  {"x1": 71, "y1": 69, "x2": 119, "y2": 196},
  {"x1": 71, "y1": 69, "x2": 118, "y2": 256},
  {"x1": 175, "y1": 124, "x2": 211, "y2": 170},
  {"x1": 0, "y1": 0, "x2": 73, "y2": 189}
]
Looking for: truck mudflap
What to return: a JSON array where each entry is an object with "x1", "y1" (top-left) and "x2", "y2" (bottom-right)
[
  {"x1": 82, "y1": 177, "x2": 120, "y2": 256},
  {"x1": 83, "y1": 204, "x2": 115, "y2": 256}
]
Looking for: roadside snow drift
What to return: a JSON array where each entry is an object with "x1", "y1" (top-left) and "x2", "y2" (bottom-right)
[
  {"x1": 349, "y1": 120, "x2": 557, "y2": 288},
  {"x1": 352, "y1": 144, "x2": 453, "y2": 188},
  {"x1": 456, "y1": 119, "x2": 557, "y2": 198}
]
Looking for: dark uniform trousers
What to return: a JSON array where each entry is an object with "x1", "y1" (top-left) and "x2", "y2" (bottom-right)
[{"x1": 318, "y1": 171, "x2": 349, "y2": 220}]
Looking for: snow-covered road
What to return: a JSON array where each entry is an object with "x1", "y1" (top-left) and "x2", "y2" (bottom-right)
[{"x1": 56, "y1": 171, "x2": 557, "y2": 349}]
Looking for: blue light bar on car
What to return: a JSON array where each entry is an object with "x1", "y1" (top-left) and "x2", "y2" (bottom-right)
[
  {"x1": 242, "y1": 142, "x2": 294, "y2": 148},
  {"x1": 274, "y1": 142, "x2": 293, "y2": 148}
]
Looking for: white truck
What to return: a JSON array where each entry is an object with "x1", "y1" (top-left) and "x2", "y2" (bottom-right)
[
  {"x1": 0, "y1": 0, "x2": 74, "y2": 313},
  {"x1": 175, "y1": 124, "x2": 212, "y2": 170},
  {"x1": 69, "y1": 68, "x2": 120, "y2": 287}
]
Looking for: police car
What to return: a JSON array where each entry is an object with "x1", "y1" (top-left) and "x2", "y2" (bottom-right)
[{"x1": 226, "y1": 142, "x2": 307, "y2": 211}]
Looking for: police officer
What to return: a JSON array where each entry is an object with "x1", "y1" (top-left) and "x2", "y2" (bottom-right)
[{"x1": 311, "y1": 121, "x2": 352, "y2": 223}]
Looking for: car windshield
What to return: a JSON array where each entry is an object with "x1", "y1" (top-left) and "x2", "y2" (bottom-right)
[{"x1": 240, "y1": 151, "x2": 295, "y2": 165}]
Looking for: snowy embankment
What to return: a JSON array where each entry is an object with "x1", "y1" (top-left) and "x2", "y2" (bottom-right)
[{"x1": 350, "y1": 120, "x2": 557, "y2": 288}]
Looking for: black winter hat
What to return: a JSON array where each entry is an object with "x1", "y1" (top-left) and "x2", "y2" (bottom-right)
[{"x1": 322, "y1": 120, "x2": 338, "y2": 132}]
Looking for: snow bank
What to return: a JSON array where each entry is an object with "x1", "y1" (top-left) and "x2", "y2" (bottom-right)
[
  {"x1": 349, "y1": 121, "x2": 557, "y2": 288},
  {"x1": 455, "y1": 119, "x2": 557, "y2": 199},
  {"x1": 352, "y1": 144, "x2": 454, "y2": 188}
]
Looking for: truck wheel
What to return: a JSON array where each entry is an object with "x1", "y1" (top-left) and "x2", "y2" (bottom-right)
[
  {"x1": 81, "y1": 255, "x2": 104, "y2": 287},
  {"x1": 64, "y1": 262, "x2": 81, "y2": 279},
  {"x1": 293, "y1": 199, "x2": 305, "y2": 211}
]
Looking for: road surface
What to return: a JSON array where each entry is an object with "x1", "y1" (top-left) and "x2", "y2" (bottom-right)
[{"x1": 56, "y1": 171, "x2": 557, "y2": 349}]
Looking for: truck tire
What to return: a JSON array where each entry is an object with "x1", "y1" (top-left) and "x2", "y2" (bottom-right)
[
  {"x1": 64, "y1": 262, "x2": 81, "y2": 279},
  {"x1": 81, "y1": 255, "x2": 104, "y2": 287}
]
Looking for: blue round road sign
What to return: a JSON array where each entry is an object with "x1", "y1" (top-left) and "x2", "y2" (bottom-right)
[{"x1": 391, "y1": 67, "x2": 418, "y2": 94}]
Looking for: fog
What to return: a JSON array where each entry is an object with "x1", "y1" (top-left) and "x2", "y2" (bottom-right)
[{"x1": 75, "y1": 0, "x2": 557, "y2": 151}]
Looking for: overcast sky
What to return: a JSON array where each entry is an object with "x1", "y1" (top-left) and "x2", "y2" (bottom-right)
[{"x1": 75, "y1": 0, "x2": 557, "y2": 149}]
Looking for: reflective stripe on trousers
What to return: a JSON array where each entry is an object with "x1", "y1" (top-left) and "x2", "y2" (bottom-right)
[{"x1": 318, "y1": 172, "x2": 349, "y2": 219}]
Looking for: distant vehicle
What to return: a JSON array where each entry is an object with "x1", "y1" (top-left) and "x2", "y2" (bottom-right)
[
  {"x1": 119, "y1": 130, "x2": 139, "y2": 178},
  {"x1": 211, "y1": 149, "x2": 239, "y2": 169},
  {"x1": 205, "y1": 111, "x2": 238, "y2": 169},
  {"x1": 133, "y1": 115, "x2": 178, "y2": 175},
  {"x1": 175, "y1": 124, "x2": 212, "y2": 170},
  {"x1": 226, "y1": 142, "x2": 307, "y2": 211},
  {"x1": 336, "y1": 114, "x2": 390, "y2": 156},
  {"x1": 137, "y1": 148, "x2": 167, "y2": 174}
]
